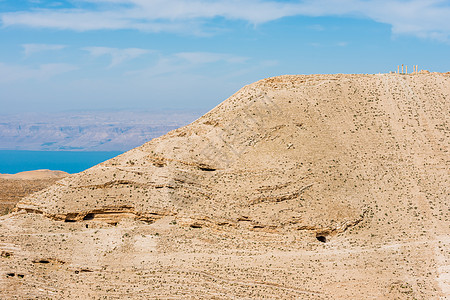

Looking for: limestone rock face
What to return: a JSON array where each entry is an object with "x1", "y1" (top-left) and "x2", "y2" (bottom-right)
[{"x1": 1, "y1": 73, "x2": 449, "y2": 299}]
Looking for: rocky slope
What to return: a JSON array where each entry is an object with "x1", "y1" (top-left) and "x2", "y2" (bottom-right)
[{"x1": 1, "y1": 72, "x2": 449, "y2": 299}]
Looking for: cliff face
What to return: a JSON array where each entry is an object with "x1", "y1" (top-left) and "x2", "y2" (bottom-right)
[{"x1": 2, "y1": 73, "x2": 449, "y2": 299}]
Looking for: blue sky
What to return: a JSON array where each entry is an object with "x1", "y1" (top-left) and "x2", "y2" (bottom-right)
[{"x1": 0, "y1": 0, "x2": 449, "y2": 113}]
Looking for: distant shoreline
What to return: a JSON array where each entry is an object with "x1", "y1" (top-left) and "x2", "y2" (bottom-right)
[
  {"x1": 0, "y1": 110, "x2": 202, "y2": 152},
  {"x1": 0, "y1": 150, "x2": 123, "y2": 174}
]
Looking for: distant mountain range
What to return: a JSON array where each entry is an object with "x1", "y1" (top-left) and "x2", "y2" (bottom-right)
[{"x1": 0, "y1": 110, "x2": 202, "y2": 151}]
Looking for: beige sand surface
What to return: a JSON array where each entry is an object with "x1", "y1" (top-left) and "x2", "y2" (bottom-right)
[{"x1": 0, "y1": 170, "x2": 68, "y2": 180}]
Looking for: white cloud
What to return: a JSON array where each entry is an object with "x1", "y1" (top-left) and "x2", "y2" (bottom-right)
[
  {"x1": 1, "y1": 0, "x2": 450, "y2": 41},
  {"x1": 175, "y1": 52, "x2": 248, "y2": 64},
  {"x1": 308, "y1": 42, "x2": 321, "y2": 47},
  {"x1": 125, "y1": 51, "x2": 249, "y2": 79},
  {"x1": 22, "y1": 43, "x2": 66, "y2": 57},
  {"x1": 82, "y1": 47, "x2": 150, "y2": 67},
  {"x1": 308, "y1": 24, "x2": 325, "y2": 31},
  {"x1": 0, "y1": 62, "x2": 77, "y2": 83}
]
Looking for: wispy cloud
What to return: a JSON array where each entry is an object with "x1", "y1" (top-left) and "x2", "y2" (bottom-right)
[
  {"x1": 175, "y1": 52, "x2": 248, "y2": 64},
  {"x1": 336, "y1": 42, "x2": 348, "y2": 47},
  {"x1": 22, "y1": 43, "x2": 66, "y2": 57},
  {"x1": 1, "y1": 0, "x2": 449, "y2": 41},
  {"x1": 308, "y1": 24, "x2": 326, "y2": 31},
  {"x1": 124, "y1": 51, "x2": 247, "y2": 78},
  {"x1": 82, "y1": 47, "x2": 150, "y2": 67},
  {"x1": 0, "y1": 62, "x2": 77, "y2": 83}
]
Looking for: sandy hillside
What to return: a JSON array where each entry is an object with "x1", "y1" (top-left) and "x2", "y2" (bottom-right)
[
  {"x1": 0, "y1": 170, "x2": 68, "y2": 216},
  {"x1": 0, "y1": 170, "x2": 68, "y2": 180},
  {"x1": 0, "y1": 73, "x2": 449, "y2": 299}
]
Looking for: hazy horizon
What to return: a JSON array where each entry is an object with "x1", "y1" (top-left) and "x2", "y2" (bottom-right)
[
  {"x1": 1, "y1": 0, "x2": 449, "y2": 114},
  {"x1": 0, "y1": 110, "x2": 203, "y2": 151}
]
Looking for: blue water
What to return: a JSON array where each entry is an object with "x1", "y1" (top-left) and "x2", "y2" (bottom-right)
[{"x1": 0, "y1": 150, "x2": 123, "y2": 174}]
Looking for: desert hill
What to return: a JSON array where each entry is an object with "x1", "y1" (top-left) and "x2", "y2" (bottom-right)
[
  {"x1": 0, "y1": 170, "x2": 68, "y2": 216},
  {"x1": 1, "y1": 72, "x2": 449, "y2": 299},
  {"x1": 0, "y1": 170, "x2": 68, "y2": 180}
]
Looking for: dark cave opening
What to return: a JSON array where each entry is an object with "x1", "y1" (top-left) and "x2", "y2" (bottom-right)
[
  {"x1": 83, "y1": 213, "x2": 95, "y2": 221},
  {"x1": 198, "y1": 166, "x2": 216, "y2": 171},
  {"x1": 37, "y1": 260, "x2": 50, "y2": 264},
  {"x1": 316, "y1": 235, "x2": 327, "y2": 243}
]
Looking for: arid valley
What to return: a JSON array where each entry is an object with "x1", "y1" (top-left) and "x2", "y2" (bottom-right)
[{"x1": 0, "y1": 72, "x2": 449, "y2": 299}]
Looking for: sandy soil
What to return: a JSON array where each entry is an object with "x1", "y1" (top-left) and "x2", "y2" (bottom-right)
[
  {"x1": 0, "y1": 170, "x2": 68, "y2": 180},
  {"x1": 0, "y1": 171, "x2": 68, "y2": 215}
]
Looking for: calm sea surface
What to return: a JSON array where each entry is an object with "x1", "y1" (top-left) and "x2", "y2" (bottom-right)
[{"x1": 0, "y1": 150, "x2": 123, "y2": 174}]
